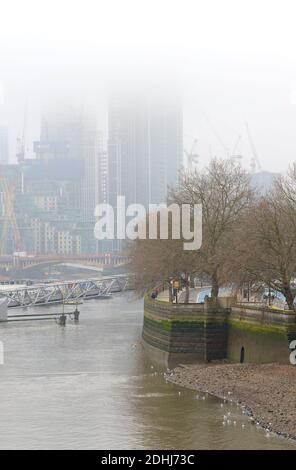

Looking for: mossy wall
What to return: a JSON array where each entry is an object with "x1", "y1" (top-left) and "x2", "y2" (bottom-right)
[
  {"x1": 143, "y1": 295, "x2": 229, "y2": 365},
  {"x1": 227, "y1": 305, "x2": 296, "y2": 363},
  {"x1": 143, "y1": 296, "x2": 296, "y2": 365}
]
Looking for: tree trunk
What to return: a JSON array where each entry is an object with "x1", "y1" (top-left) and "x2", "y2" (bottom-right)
[
  {"x1": 283, "y1": 283, "x2": 295, "y2": 310},
  {"x1": 184, "y1": 274, "x2": 190, "y2": 304},
  {"x1": 211, "y1": 270, "x2": 219, "y2": 299},
  {"x1": 168, "y1": 281, "x2": 173, "y2": 303}
]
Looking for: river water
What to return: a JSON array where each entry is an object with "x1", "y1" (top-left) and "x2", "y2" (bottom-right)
[{"x1": 0, "y1": 292, "x2": 294, "y2": 450}]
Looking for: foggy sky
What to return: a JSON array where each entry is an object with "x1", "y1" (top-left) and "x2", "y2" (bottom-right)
[{"x1": 1, "y1": 0, "x2": 296, "y2": 173}]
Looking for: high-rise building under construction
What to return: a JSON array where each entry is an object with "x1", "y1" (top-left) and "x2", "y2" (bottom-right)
[
  {"x1": 31, "y1": 105, "x2": 106, "y2": 253},
  {"x1": 107, "y1": 95, "x2": 183, "y2": 251},
  {"x1": 34, "y1": 105, "x2": 106, "y2": 220},
  {"x1": 107, "y1": 97, "x2": 183, "y2": 209}
]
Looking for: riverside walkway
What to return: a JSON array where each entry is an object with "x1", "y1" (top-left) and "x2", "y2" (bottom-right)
[{"x1": 157, "y1": 287, "x2": 210, "y2": 303}]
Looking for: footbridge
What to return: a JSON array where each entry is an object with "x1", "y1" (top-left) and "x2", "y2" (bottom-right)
[
  {"x1": 0, "y1": 275, "x2": 134, "y2": 308},
  {"x1": 0, "y1": 253, "x2": 130, "y2": 273}
]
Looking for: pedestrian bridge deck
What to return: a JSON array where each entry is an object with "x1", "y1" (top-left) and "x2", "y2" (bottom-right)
[{"x1": 0, "y1": 275, "x2": 133, "y2": 308}]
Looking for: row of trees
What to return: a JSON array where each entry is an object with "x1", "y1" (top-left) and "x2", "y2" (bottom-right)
[{"x1": 131, "y1": 159, "x2": 296, "y2": 309}]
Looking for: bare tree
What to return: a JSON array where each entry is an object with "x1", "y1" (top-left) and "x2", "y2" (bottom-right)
[
  {"x1": 131, "y1": 236, "x2": 196, "y2": 303},
  {"x1": 234, "y1": 188, "x2": 296, "y2": 310},
  {"x1": 170, "y1": 159, "x2": 253, "y2": 298},
  {"x1": 275, "y1": 163, "x2": 296, "y2": 210}
]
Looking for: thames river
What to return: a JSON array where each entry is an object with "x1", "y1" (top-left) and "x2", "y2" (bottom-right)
[{"x1": 0, "y1": 292, "x2": 294, "y2": 449}]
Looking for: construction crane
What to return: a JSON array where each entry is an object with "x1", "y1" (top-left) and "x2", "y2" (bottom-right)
[
  {"x1": 16, "y1": 101, "x2": 27, "y2": 164},
  {"x1": 184, "y1": 138, "x2": 199, "y2": 170},
  {"x1": 203, "y1": 113, "x2": 230, "y2": 158},
  {"x1": 203, "y1": 113, "x2": 244, "y2": 163},
  {"x1": 229, "y1": 134, "x2": 243, "y2": 162},
  {"x1": 245, "y1": 123, "x2": 262, "y2": 173},
  {"x1": 0, "y1": 172, "x2": 22, "y2": 255}
]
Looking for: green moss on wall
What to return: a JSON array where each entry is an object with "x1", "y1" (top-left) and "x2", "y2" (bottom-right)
[
  {"x1": 144, "y1": 313, "x2": 206, "y2": 332},
  {"x1": 228, "y1": 318, "x2": 287, "y2": 338}
]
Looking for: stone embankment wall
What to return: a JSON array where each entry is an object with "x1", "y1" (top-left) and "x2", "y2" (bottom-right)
[
  {"x1": 143, "y1": 295, "x2": 296, "y2": 366},
  {"x1": 143, "y1": 295, "x2": 229, "y2": 366},
  {"x1": 228, "y1": 304, "x2": 296, "y2": 363}
]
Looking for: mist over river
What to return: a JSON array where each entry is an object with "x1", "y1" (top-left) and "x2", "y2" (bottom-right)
[{"x1": 0, "y1": 293, "x2": 294, "y2": 449}]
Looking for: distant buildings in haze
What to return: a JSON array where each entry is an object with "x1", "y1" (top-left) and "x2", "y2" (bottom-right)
[
  {"x1": 0, "y1": 97, "x2": 183, "y2": 255},
  {"x1": 0, "y1": 127, "x2": 8, "y2": 164}
]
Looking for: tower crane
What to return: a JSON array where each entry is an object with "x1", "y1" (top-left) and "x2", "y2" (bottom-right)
[
  {"x1": 229, "y1": 134, "x2": 243, "y2": 162},
  {"x1": 184, "y1": 138, "x2": 199, "y2": 169},
  {"x1": 0, "y1": 171, "x2": 22, "y2": 255},
  {"x1": 245, "y1": 123, "x2": 262, "y2": 173},
  {"x1": 16, "y1": 101, "x2": 27, "y2": 163},
  {"x1": 203, "y1": 113, "x2": 230, "y2": 158},
  {"x1": 0, "y1": 102, "x2": 27, "y2": 254}
]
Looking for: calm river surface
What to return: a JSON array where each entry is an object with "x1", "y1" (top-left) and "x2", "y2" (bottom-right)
[{"x1": 0, "y1": 293, "x2": 294, "y2": 450}]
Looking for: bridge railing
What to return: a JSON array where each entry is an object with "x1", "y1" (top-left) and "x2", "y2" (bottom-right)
[{"x1": 0, "y1": 274, "x2": 134, "y2": 308}]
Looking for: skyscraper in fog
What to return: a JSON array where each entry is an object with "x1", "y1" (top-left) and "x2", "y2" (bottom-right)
[
  {"x1": 148, "y1": 103, "x2": 183, "y2": 204},
  {"x1": 35, "y1": 105, "x2": 105, "y2": 220},
  {"x1": 0, "y1": 127, "x2": 9, "y2": 164},
  {"x1": 31, "y1": 105, "x2": 106, "y2": 253},
  {"x1": 107, "y1": 96, "x2": 183, "y2": 251},
  {"x1": 107, "y1": 98, "x2": 183, "y2": 210},
  {"x1": 35, "y1": 106, "x2": 89, "y2": 162}
]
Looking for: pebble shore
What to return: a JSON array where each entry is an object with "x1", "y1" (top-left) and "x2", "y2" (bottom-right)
[{"x1": 165, "y1": 362, "x2": 296, "y2": 441}]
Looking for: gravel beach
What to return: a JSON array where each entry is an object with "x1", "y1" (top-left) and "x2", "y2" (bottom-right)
[{"x1": 166, "y1": 363, "x2": 296, "y2": 441}]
